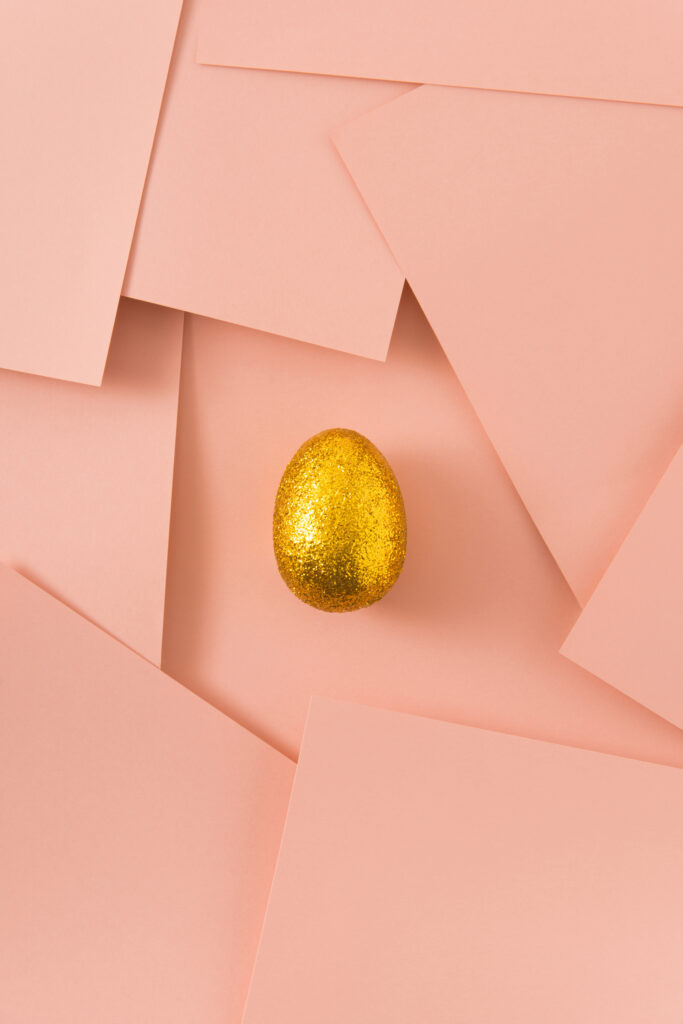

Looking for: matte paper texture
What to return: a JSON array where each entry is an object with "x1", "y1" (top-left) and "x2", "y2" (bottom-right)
[
  {"x1": 0, "y1": 567, "x2": 294, "y2": 1024},
  {"x1": 336, "y1": 86, "x2": 683, "y2": 604},
  {"x1": 198, "y1": 0, "x2": 683, "y2": 107},
  {"x1": 562, "y1": 446, "x2": 683, "y2": 730},
  {"x1": 3, "y1": 6, "x2": 682, "y2": 1017},
  {"x1": 0, "y1": 300, "x2": 183, "y2": 665},
  {"x1": 244, "y1": 699, "x2": 683, "y2": 1024},
  {"x1": 0, "y1": 0, "x2": 182, "y2": 383},
  {"x1": 125, "y1": 0, "x2": 405, "y2": 360}
]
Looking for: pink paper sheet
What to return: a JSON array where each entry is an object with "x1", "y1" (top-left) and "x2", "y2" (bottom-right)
[
  {"x1": 124, "y1": 0, "x2": 405, "y2": 361},
  {"x1": 0, "y1": 0, "x2": 182, "y2": 384},
  {"x1": 335, "y1": 86, "x2": 683, "y2": 605},
  {"x1": 0, "y1": 299, "x2": 182, "y2": 665},
  {"x1": 562, "y1": 447, "x2": 683, "y2": 731},
  {"x1": 244, "y1": 698, "x2": 683, "y2": 1024},
  {"x1": 162, "y1": 289, "x2": 683, "y2": 768},
  {"x1": 197, "y1": 0, "x2": 683, "y2": 108},
  {"x1": 0, "y1": 566, "x2": 293, "y2": 1024}
]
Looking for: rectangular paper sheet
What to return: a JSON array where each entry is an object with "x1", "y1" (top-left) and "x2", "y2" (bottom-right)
[
  {"x1": 335, "y1": 86, "x2": 683, "y2": 605},
  {"x1": 0, "y1": 0, "x2": 182, "y2": 383},
  {"x1": 124, "y1": 0, "x2": 405, "y2": 361},
  {"x1": 244, "y1": 698, "x2": 683, "y2": 1024},
  {"x1": 197, "y1": 0, "x2": 683, "y2": 108}
]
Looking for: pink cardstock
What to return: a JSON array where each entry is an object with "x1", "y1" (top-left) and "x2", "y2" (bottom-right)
[
  {"x1": 162, "y1": 290, "x2": 683, "y2": 769},
  {"x1": 124, "y1": 0, "x2": 405, "y2": 361},
  {"x1": 562, "y1": 447, "x2": 683, "y2": 731},
  {"x1": 0, "y1": 566, "x2": 294, "y2": 1024},
  {"x1": 244, "y1": 698, "x2": 683, "y2": 1024},
  {"x1": 335, "y1": 86, "x2": 683, "y2": 605},
  {"x1": 0, "y1": 299, "x2": 182, "y2": 665},
  {"x1": 0, "y1": 0, "x2": 182, "y2": 384},
  {"x1": 197, "y1": 0, "x2": 683, "y2": 108}
]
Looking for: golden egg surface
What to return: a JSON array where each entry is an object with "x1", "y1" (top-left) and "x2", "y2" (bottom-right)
[{"x1": 273, "y1": 428, "x2": 407, "y2": 612}]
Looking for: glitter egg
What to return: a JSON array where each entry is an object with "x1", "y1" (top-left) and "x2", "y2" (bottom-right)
[{"x1": 273, "y1": 428, "x2": 407, "y2": 612}]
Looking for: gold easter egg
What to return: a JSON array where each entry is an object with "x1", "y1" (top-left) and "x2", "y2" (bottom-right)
[{"x1": 273, "y1": 428, "x2": 407, "y2": 612}]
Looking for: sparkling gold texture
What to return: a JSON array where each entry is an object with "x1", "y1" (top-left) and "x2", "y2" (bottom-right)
[{"x1": 273, "y1": 428, "x2": 407, "y2": 612}]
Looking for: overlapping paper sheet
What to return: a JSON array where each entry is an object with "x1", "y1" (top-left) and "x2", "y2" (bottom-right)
[
  {"x1": 562, "y1": 447, "x2": 683, "y2": 731},
  {"x1": 0, "y1": 0, "x2": 182, "y2": 384},
  {"x1": 335, "y1": 86, "x2": 683, "y2": 605},
  {"x1": 0, "y1": 300, "x2": 182, "y2": 665},
  {"x1": 163, "y1": 290, "x2": 683, "y2": 768},
  {"x1": 3, "y1": 0, "x2": 683, "y2": 1018},
  {"x1": 124, "y1": 0, "x2": 405, "y2": 360},
  {"x1": 0, "y1": 566, "x2": 293, "y2": 1024},
  {"x1": 243, "y1": 698, "x2": 683, "y2": 1023},
  {"x1": 197, "y1": 0, "x2": 683, "y2": 108}
]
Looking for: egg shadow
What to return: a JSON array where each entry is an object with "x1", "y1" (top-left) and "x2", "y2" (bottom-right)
[{"x1": 373, "y1": 447, "x2": 497, "y2": 629}]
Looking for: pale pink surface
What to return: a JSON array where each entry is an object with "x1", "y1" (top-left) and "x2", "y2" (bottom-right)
[
  {"x1": 0, "y1": 566, "x2": 294, "y2": 1024},
  {"x1": 0, "y1": 299, "x2": 182, "y2": 665},
  {"x1": 0, "y1": 0, "x2": 182, "y2": 385},
  {"x1": 562, "y1": 447, "x2": 683, "y2": 731},
  {"x1": 335, "y1": 86, "x2": 683, "y2": 605},
  {"x1": 124, "y1": 0, "x2": 405, "y2": 361},
  {"x1": 244, "y1": 698, "x2": 683, "y2": 1024},
  {"x1": 197, "y1": 0, "x2": 683, "y2": 107},
  {"x1": 162, "y1": 289, "x2": 683, "y2": 767}
]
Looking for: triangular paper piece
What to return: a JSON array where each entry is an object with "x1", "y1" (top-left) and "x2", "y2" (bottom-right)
[
  {"x1": 0, "y1": 566, "x2": 293, "y2": 1023},
  {"x1": 562, "y1": 446, "x2": 683, "y2": 730}
]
